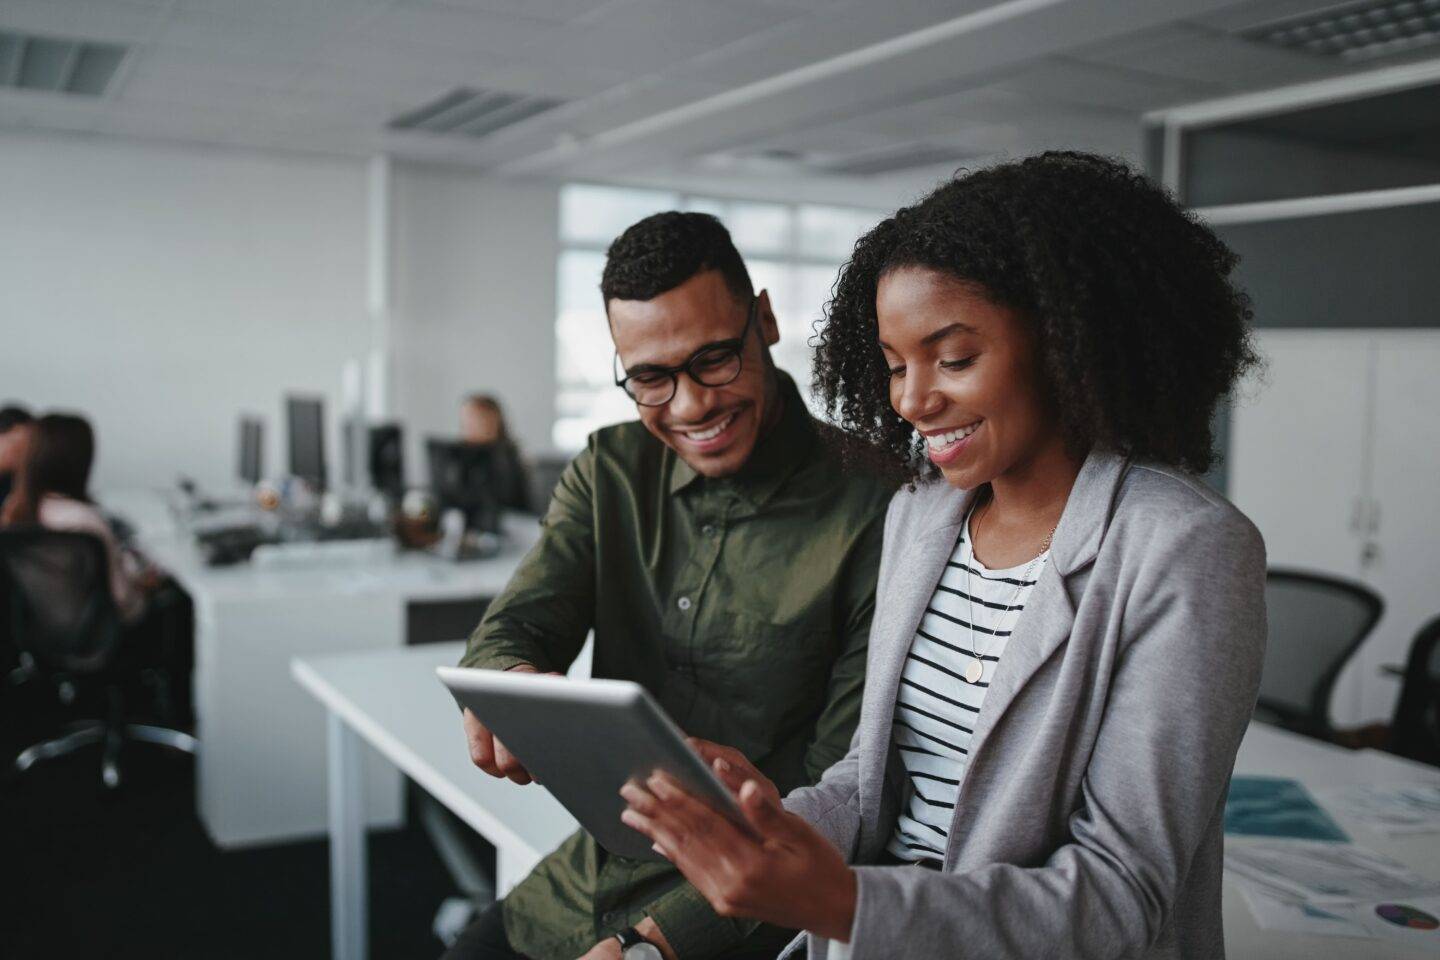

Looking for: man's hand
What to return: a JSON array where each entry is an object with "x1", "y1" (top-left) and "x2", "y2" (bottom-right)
[
  {"x1": 576, "y1": 918, "x2": 677, "y2": 960},
  {"x1": 461, "y1": 664, "x2": 548, "y2": 785}
]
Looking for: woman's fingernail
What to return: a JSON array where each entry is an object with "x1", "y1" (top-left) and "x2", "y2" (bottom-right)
[{"x1": 715, "y1": 758, "x2": 730, "y2": 772}]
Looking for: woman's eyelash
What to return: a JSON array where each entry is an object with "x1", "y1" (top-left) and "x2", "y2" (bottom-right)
[{"x1": 941, "y1": 357, "x2": 976, "y2": 370}]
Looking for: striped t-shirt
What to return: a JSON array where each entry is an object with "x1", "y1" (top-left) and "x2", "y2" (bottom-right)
[{"x1": 886, "y1": 506, "x2": 1049, "y2": 865}]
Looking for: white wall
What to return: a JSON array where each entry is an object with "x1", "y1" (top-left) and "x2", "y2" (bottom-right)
[
  {"x1": 390, "y1": 163, "x2": 559, "y2": 485},
  {"x1": 0, "y1": 132, "x2": 559, "y2": 494}
]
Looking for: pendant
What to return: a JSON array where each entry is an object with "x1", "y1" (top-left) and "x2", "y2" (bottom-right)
[{"x1": 964, "y1": 659, "x2": 984, "y2": 684}]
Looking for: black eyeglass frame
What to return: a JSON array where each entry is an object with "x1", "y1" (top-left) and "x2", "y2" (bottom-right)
[{"x1": 612, "y1": 296, "x2": 758, "y2": 407}]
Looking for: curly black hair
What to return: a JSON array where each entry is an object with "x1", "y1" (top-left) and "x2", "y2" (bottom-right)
[
  {"x1": 601, "y1": 211, "x2": 753, "y2": 306},
  {"x1": 813, "y1": 151, "x2": 1258, "y2": 483}
]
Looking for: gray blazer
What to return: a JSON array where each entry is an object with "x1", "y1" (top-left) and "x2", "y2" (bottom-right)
[{"x1": 780, "y1": 450, "x2": 1267, "y2": 960}]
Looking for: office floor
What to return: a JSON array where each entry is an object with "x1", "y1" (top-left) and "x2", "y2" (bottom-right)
[{"x1": 1, "y1": 680, "x2": 461, "y2": 959}]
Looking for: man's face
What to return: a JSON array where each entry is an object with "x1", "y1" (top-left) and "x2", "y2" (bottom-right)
[
  {"x1": 0, "y1": 424, "x2": 31, "y2": 474},
  {"x1": 609, "y1": 269, "x2": 780, "y2": 479}
]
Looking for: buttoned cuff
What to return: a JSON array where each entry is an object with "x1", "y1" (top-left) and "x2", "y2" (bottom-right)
[{"x1": 646, "y1": 882, "x2": 755, "y2": 960}]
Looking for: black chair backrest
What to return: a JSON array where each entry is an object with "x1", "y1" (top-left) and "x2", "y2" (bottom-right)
[
  {"x1": 1390, "y1": 615, "x2": 1440, "y2": 767},
  {"x1": 0, "y1": 527, "x2": 122, "y2": 674},
  {"x1": 1258, "y1": 568, "x2": 1383, "y2": 739}
]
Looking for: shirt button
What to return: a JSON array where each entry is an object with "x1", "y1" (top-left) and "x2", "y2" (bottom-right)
[
  {"x1": 677, "y1": 596, "x2": 692, "y2": 611},
  {"x1": 603, "y1": 910, "x2": 621, "y2": 925},
  {"x1": 702, "y1": 524, "x2": 716, "y2": 537}
]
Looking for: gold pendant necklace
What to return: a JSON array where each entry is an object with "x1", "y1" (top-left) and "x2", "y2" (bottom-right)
[{"x1": 961, "y1": 497, "x2": 1055, "y2": 684}]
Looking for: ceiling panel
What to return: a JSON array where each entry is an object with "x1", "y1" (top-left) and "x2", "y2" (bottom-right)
[
  {"x1": 0, "y1": 0, "x2": 167, "y2": 44},
  {"x1": 992, "y1": 56, "x2": 1226, "y2": 112},
  {"x1": 1074, "y1": 23, "x2": 1339, "y2": 88},
  {"x1": 355, "y1": 3, "x2": 560, "y2": 56}
]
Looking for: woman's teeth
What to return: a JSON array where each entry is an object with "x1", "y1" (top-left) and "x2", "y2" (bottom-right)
[
  {"x1": 926, "y1": 422, "x2": 980, "y2": 450},
  {"x1": 686, "y1": 413, "x2": 736, "y2": 443}
]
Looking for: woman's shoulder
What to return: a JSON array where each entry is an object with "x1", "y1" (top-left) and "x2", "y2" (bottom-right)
[
  {"x1": 38, "y1": 495, "x2": 111, "y2": 534},
  {"x1": 1112, "y1": 461, "x2": 1265, "y2": 560}
]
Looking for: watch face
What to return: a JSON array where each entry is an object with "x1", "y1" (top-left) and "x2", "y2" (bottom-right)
[{"x1": 622, "y1": 944, "x2": 663, "y2": 960}]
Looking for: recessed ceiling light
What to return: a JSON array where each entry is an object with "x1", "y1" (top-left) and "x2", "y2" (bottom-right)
[
  {"x1": 1242, "y1": 0, "x2": 1440, "y2": 60},
  {"x1": 0, "y1": 30, "x2": 127, "y2": 96},
  {"x1": 387, "y1": 87, "x2": 565, "y2": 140}
]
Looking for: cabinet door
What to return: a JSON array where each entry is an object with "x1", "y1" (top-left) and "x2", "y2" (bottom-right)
[
  {"x1": 1228, "y1": 330, "x2": 1371, "y2": 725},
  {"x1": 1362, "y1": 333, "x2": 1440, "y2": 723}
]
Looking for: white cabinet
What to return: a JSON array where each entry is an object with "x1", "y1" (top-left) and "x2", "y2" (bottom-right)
[{"x1": 1230, "y1": 330, "x2": 1440, "y2": 727}]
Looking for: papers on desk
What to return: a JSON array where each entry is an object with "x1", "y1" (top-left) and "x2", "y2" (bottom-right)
[
  {"x1": 1313, "y1": 784, "x2": 1440, "y2": 836},
  {"x1": 1227, "y1": 841, "x2": 1440, "y2": 947},
  {"x1": 1225, "y1": 776, "x2": 1349, "y2": 842}
]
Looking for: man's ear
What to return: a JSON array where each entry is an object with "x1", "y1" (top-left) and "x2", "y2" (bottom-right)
[{"x1": 756, "y1": 290, "x2": 780, "y2": 347}]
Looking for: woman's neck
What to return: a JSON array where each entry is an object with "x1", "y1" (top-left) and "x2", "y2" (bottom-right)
[{"x1": 972, "y1": 438, "x2": 1083, "y2": 568}]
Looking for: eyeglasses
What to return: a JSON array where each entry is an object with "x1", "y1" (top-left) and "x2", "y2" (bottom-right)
[{"x1": 613, "y1": 297, "x2": 757, "y2": 407}]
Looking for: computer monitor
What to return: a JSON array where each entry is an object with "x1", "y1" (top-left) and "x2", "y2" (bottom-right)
[
  {"x1": 427, "y1": 438, "x2": 500, "y2": 534},
  {"x1": 286, "y1": 395, "x2": 327, "y2": 490},
  {"x1": 238, "y1": 417, "x2": 263, "y2": 486},
  {"x1": 369, "y1": 424, "x2": 405, "y2": 497}
]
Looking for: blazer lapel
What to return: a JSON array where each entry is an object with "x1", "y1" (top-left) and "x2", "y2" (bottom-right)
[
  {"x1": 858, "y1": 485, "x2": 975, "y2": 825},
  {"x1": 950, "y1": 451, "x2": 1129, "y2": 818}
]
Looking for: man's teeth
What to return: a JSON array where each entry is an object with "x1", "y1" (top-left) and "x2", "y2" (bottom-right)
[
  {"x1": 926, "y1": 422, "x2": 980, "y2": 450},
  {"x1": 686, "y1": 413, "x2": 735, "y2": 442}
]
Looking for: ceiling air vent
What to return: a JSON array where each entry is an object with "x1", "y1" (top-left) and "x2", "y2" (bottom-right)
[
  {"x1": 387, "y1": 87, "x2": 565, "y2": 139},
  {"x1": 0, "y1": 30, "x2": 127, "y2": 96},
  {"x1": 1242, "y1": 0, "x2": 1440, "y2": 61}
]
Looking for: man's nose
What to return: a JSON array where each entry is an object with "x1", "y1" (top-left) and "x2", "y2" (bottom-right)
[{"x1": 668, "y1": 373, "x2": 715, "y2": 422}]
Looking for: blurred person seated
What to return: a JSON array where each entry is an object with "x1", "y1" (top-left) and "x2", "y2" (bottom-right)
[
  {"x1": 0, "y1": 403, "x2": 34, "y2": 510},
  {"x1": 1, "y1": 413, "x2": 193, "y2": 724},
  {"x1": 459, "y1": 393, "x2": 532, "y2": 513}
]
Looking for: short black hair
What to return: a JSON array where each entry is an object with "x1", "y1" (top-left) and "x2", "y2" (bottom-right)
[
  {"x1": 601, "y1": 211, "x2": 753, "y2": 307},
  {"x1": 813, "y1": 151, "x2": 1259, "y2": 482},
  {"x1": 0, "y1": 404, "x2": 32, "y2": 433}
]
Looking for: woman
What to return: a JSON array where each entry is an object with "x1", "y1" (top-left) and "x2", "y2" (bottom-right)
[
  {"x1": 619, "y1": 153, "x2": 1265, "y2": 960},
  {"x1": 460, "y1": 393, "x2": 533, "y2": 513},
  {"x1": 1, "y1": 413, "x2": 151, "y2": 623}
]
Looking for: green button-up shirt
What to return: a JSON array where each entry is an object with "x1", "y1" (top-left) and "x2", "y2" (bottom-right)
[{"x1": 459, "y1": 374, "x2": 891, "y2": 960}]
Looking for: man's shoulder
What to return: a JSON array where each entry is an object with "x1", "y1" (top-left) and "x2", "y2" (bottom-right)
[{"x1": 802, "y1": 419, "x2": 897, "y2": 510}]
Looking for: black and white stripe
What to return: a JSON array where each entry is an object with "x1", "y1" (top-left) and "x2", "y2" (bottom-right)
[{"x1": 886, "y1": 512, "x2": 1047, "y2": 866}]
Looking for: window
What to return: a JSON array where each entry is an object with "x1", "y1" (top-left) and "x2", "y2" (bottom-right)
[{"x1": 554, "y1": 184, "x2": 884, "y2": 450}]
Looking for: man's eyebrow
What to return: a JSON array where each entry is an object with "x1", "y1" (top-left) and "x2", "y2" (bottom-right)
[
  {"x1": 877, "y1": 322, "x2": 978, "y2": 351},
  {"x1": 623, "y1": 336, "x2": 742, "y2": 375}
]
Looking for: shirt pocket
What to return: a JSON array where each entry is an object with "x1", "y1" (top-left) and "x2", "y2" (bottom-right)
[{"x1": 692, "y1": 610, "x2": 834, "y2": 753}]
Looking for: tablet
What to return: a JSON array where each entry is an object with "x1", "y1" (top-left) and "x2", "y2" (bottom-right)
[{"x1": 436, "y1": 666, "x2": 754, "y2": 862}]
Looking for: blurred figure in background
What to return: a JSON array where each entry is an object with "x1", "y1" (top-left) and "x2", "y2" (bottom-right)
[
  {"x1": 1, "y1": 414, "x2": 151, "y2": 624},
  {"x1": 1, "y1": 413, "x2": 193, "y2": 723},
  {"x1": 460, "y1": 393, "x2": 532, "y2": 513},
  {"x1": 0, "y1": 404, "x2": 34, "y2": 510}
]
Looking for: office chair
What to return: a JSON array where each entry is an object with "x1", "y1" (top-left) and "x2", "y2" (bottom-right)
[
  {"x1": 0, "y1": 528, "x2": 196, "y2": 789},
  {"x1": 1388, "y1": 615, "x2": 1440, "y2": 767},
  {"x1": 1256, "y1": 568, "x2": 1383, "y2": 743}
]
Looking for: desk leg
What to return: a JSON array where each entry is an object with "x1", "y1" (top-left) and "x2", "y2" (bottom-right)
[{"x1": 328, "y1": 712, "x2": 368, "y2": 960}]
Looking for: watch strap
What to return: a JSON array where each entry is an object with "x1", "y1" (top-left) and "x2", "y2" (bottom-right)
[{"x1": 614, "y1": 926, "x2": 647, "y2": 949}]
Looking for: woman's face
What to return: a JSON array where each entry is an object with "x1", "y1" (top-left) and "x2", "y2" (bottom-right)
[
  {"x1": 460, "y1": 404, "x2": 502, "y2": 445},
  {"x1": 876, "y1": 266, "x2": 1058, "y2": 490}
]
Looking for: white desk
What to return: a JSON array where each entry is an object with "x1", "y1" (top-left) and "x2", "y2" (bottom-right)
[
  {"x1": 297, "y1": 643, "x2": 1440, "y2": 960},
  {"x1": 294, "y1": 642, "x2": 577, "y2": 960},
  {"x1": 102, "y1": 488, "x2": 538, "y2": 849}
]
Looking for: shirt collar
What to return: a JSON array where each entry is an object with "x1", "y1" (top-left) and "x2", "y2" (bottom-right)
[{"x1": 667, "y1": 371, "x2": 814, "y2": 502}]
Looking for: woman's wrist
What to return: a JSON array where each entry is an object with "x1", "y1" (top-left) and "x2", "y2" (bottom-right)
[{"x1": 812, "y1": 865, "x2": 858, "y2": 942}]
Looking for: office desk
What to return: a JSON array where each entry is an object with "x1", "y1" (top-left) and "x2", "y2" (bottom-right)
[
  {"x1": 101, "y1": 488, "x2": 538, "y2": 849},
  {"x1": 297, "y1": 642, "x2": 1440, "y2": 960},
  {"x1": 294, "y1": 642, "x2": 577, "y2": 960}
]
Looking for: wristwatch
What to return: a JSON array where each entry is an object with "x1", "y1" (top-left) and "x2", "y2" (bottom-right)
[{"x1": 614, "y1": 926, "x2": 663, "y2": 959}]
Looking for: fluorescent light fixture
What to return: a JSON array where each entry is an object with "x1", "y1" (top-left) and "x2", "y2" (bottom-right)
[
  {"x1": 1243, "y1": 0, "x2": 1440, "y2": 61},
  {"x1": 387, "y1": 87, "x2": 565, "y2": 139},
  {"x1": 0, "y1": 30, "x2": 126, "y2": 96}
]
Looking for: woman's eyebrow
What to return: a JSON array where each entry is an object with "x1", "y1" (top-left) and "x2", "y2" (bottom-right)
[{"x1": 877, "y1": 322, "x2": 978, "y2": 351}]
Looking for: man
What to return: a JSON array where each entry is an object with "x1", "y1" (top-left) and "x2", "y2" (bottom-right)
[
  {"x1": 0, "y1": 404, "x2": 34, "y2": 509},
  {"x1": 446, "y1": 213, "x2": 891, "y2": 960}
]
